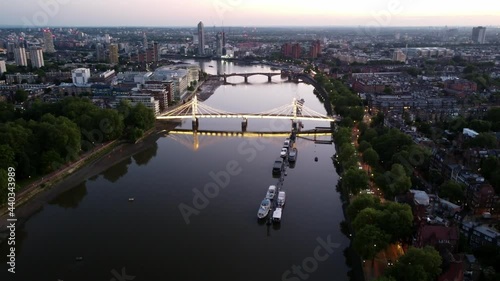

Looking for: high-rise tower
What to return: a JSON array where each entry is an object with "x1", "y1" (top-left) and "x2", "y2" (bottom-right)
[
  {"x1": 43, "y1": 29, "x2": 56, "y2": 53},
  {"x1": 197, "y1": 21, "x2": 205, "y2": 56},
  {"x1": 472, "y1": 26, "x2": 486, "y2": 44},
  {"x1": 29, "y1": 46, "x2": 45, "y2": 68}
]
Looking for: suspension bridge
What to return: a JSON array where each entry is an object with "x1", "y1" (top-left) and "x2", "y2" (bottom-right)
[{"x1": 156, "y1": 95, "x2": 339, "y2": 130}]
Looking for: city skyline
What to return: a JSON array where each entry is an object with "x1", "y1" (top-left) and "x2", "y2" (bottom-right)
[{"x1": 1, "y1": 0, "x2": 499, "y2": 27}]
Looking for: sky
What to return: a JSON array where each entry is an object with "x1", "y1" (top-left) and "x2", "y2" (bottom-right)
[{"x1": 1, "y1": 0, "x2": 499, "y2": 27}]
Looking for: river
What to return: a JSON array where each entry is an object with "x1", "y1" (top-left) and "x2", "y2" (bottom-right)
[{"x1": 0, "y1": 60, "x2": 351, "y2": 281}]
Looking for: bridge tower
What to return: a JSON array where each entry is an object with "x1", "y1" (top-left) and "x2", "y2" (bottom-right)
[
  {"x1": 292, "y1": 98, "x2": 298, "y2": 123},
  {"x1": 241, "y1": 117, "x2": 248, "y2": 132},
  {"x1": 192, "y1": 95, "x2": 199, "y2": 130}
]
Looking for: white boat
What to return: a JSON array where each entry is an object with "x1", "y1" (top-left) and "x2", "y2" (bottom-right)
[
  {"x1": 257, "y1": 199, "x2": 271, "y2": 219},
  {"x1": 280, "y1": 147, "x2": 288, "y2": 158},
  {"x1": 283, "y1": 139, "x2": 290, "y2": 148},
  {"x1": 266, "y1": 185, "x2": 277, "y2": 200},
  {"x1": 272, "y1": 208, "x2": 282, "y2": 223},
  {"x1": 277, "y1": 191, "x2": 286, "y2": 207}
]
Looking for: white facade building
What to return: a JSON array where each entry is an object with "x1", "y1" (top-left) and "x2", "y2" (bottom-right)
[
  {"x1": 71, "y1": 68, "x2": 91, "y2": 85},
  {"x1": 29, "y1": 47, "x2": 45, "y2": 68},
  {"x1": 0, "y1": 60, "x2": 6, "y2": 75},
  {"x1": 14, "y1": 47, "x2": 27, "y2": 67}
]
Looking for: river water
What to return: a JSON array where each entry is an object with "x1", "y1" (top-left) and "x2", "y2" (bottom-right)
[{"x1": 0, "y1": 60, "x2": 350, "y2": 281}]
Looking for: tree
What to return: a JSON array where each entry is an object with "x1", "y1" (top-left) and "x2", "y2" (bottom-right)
[
  {"x1": 126, "y1": 103, "x2": 155, "y2": 131},
  {"x1": 467, "y1": 133, "x2": 497, "y2": 149},
  {"x1": 374, "y1": 277, "x2": 396, "y2": 281},
  {"x1": 358, "y1": 140, "x2": 372, "y2": 153},
  {"x1": 342, "y1": 168, "x2": 369, "y2": 195},
  {"x1": 377, "y1": 164, "x2": 412, "y2": 198},
  {"x1": 335, "y1": 127, "x2": 352, "y2": 146},
  {"x1": 15, "y1": 89, "x2": 28, "y2": 103},
  {"x1": 0, "y1": 144, "x2": 15, "y2": 170},
  {"x1": 469, "y1": 119, "x2": 492, "y2": 133},
  {"x1": 363, "y1": 148, "x2": 380, "y2": 167},
  {"x1": 347, "y1": 194, "x2": 381, "y2": 220},
  {"x1": 0, "y1": 169, "x2": 8, "y2": 203},
  {"x1": 338, "y1": 143, "x2": 356, "y2": 164},
  {"x1": 371, "y1": 112, "x2": 385, "y2": 128},
  {"x1": 0, "y1": 102, "x2": 17, "y2": 122},
  {"x1": 360, "y1": 128, "x2": 378, "y2": 143},
  {"x1": 40, "y1": 150, "x2": 64, "y2": 174},
  {"x1": 385, "y1": 246, "x2": 442, "y2": 281},
  {"x1": 438, "y1": 181, "x2": 465, "y2": 204},
  {"x1": 379, "y1": 201, "x2": 414, "y2": 242},
  {"x1": 352, "y1": 207, "x2": 383, "y2": 232},
  {"x1": 353, "y1": 225, "x2": 390, "y2": 260}
]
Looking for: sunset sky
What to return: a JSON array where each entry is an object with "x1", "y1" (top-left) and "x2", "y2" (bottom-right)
[{"x1": 1, "y1": 0, "x2": 499, "y2": 27}]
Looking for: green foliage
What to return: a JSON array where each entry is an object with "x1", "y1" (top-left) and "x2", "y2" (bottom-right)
[
  {"x1": 15, "y1": 89, "x2": 28, "y2": 103},
  {"x1": 385, "y1": 247, "x2": 442, "y2": 281},
  {"x1": 358, "y1": 140, "x2": 372, "y2": 153},
  {"x1": 352, "y1": 207, "x2": 383, "y2": 232},
  {"x1": 0, "y1": 144, "x2": 16, "y2": 170},
  {"x1": 360, "y1": 128, "x2": 378, "y2": 143},
  {"x1": 353, "y1": 225, "x2": 390, "y2": 260},
  {"x1": 342, "y1": 168, "x2": 369, "y2": 195},
  {"x1": 374, "y1": 277, "x2": 397, "y2": 281},
  {"x1": 469, "y1": 119, "x2": 492, "y2": 133},
  {"x1": 370, "y1": 112, "x2": 385, "y2": 128},
  {"x1": 347, "y1": 194, "x2": 381, "y2": 220},
  {"x1": 376, "y1": 164, "x2": 412, "y2": 198},
  {"x1": 127, "y1": 127, "x2": 144, "y2": 142},
  {"x1": 379, "y1": 201, "x2": 413, "y2": 242},
  {"x1": 480, "y1": 157, "x2": 500, "y2": 193},
  {"x1": 363, "y1": 148, "x2": 379, "y2": 167},
  {"x1": 438, "y1": 180, "x2": 466, "y2": 204},
  {"x1": 0, "y1": 102, "x2": 18, "y2": 122},
  {"x1": 335, "y1": 127, "x2": 352, "y2": 146},
  {"x1": 466, "y1": 133, "x2": 497, "y2": 149},
  {"x1": 371, "y1": 129, "x2": 413, "y2": 167},
  {"x1": 338, "y1": 143, "x2": 356, "y2": 164}
]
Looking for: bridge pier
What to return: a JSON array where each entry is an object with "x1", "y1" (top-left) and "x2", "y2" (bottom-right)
[
  {"x1": 244, "y1": 76, "x2": 248, "y2": 83},
  {"x1": 192, "y1": 118, "x2": 199, "y2": 131},
  {"x1": 268, "y1": 75, "x2": 272, "y2": 83},
  {"x1": 223, "y1": 75, "x2": 227, "y2": 84},
  {"x1": 241, "y1": 118, "x2": 248, "y2": 132}
]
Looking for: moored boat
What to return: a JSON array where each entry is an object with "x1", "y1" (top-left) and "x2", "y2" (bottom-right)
[
  {"x1": 266, "y1": 185, "x2": 277, "y2": 200},
  {"x1": 277, "y1": 191, "x2": 286, "y2": 207},
  {"x1": 272, "y1": 208, "x2": 282, "y2": 223},
  {"x1": 257, "y1": 199, "x2": 271, "y2": 219}
]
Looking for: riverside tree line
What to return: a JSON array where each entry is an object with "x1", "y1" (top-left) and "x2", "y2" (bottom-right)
[
  {"x1": 314, "y1": 73, "x2": 443, "y2": 281},
  {"x1": 0, "y1": 97, "x2": 155, "y2": 203}
]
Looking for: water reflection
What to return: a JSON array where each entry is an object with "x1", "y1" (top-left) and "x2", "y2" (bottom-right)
[
  {"x1": 49, "y1": 181, "x2": 87, "y2": 209},
  {"x1": 132, "y1": 142, "x2": 158, "y2": 166},
  {"x1": 101, "y1": 158, "x2": 132, "y2": 183}
]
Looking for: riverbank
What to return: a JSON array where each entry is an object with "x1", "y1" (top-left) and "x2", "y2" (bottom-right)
[
  {"x1": 198, "y1": 78, "x2": 223, "y2": 101},
  {"x1": 0, "y1": 121, "x2": 178, "y2": 234}
]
